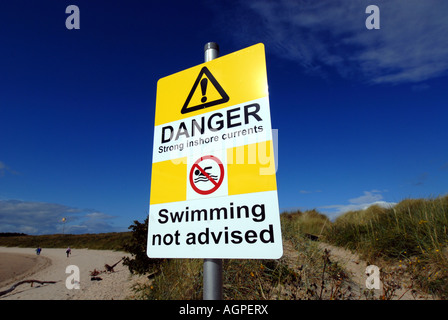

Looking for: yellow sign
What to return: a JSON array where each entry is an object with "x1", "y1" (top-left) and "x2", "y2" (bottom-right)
[
  {"x1": 154, "y1": 43, "x2": 268, "y2": 126},
  {"x1": 147, "y1": 43, "x2": 282, "y2": 259},
  {"x1": 150, "y1": 141, "x2": 276, "y2": 205},
  {"x1": 181, "y1": 66, "x2": 229, "y2": 114}
]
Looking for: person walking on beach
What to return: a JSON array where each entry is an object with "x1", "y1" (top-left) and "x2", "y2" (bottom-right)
[
  {"x1": 36, "y1": 247, "x2": 42, "y2": 255},
  {"x1": 66, "y1": 247, "x2": 71, "y2": 257}
]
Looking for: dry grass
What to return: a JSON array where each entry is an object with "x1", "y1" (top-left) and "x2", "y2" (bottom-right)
[
  {"x1": 133, "y1": 196, "x2": 447, "y2": 299},
  {"x1": 323, "y1": 195, "x2": 448, "y2": 298},
  {"x1": 0, "y1": 232, "x2": 132, "y2": 251},
  {"x1": 132, "y1": 217, "x2": 354, "y2": 300}
]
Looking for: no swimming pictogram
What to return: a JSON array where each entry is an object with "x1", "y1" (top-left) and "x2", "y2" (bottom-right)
[{"x1": 189, "y1": 155, "x2": 224, "y2": 195}]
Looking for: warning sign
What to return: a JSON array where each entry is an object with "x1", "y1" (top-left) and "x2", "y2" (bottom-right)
[
  {"x1": 181, "y1": 67, "x2": 229, "y2": 114},
  {"x1": 147, "y1": 43, "x2": 282, "y2": 259},
  {"x1": 153, "y1": 43, "x2": 269, "y2": 126},
  {"x1": 189, "y1": 155, "x2": 225, "y2": 195}
]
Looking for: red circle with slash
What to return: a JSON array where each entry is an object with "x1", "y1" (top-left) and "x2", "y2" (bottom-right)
[{"x1": 189, "y1": 155, "x2": 224, "y2": 195}]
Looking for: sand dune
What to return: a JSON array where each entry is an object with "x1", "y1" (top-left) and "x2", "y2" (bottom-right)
[{"x1": 0, "y1": 247, "x2": 145, "y2": 300}]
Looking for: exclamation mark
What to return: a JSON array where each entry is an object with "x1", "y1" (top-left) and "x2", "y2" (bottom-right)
[{"x1": 200, "y1": 78, "x2": 208, "y2": 103}]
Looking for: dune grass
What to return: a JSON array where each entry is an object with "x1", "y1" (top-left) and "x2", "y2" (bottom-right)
[
  {"x1": 323, "y1": 195, "x2": 448, "y2": 298},
  {"x1": 3, "y1": 195, "x2": 446, "y2": 298},
  {"x1": 132, "y1": 212, "x2": 347, "y2": 300},
  {"x1": 281, "y1": 209, "x2": 330, "y2": 243},
  {"x1": 0, "y1": 232, "x2": 132, "y2": 251},
  {"x1": 128, "y1": 197, "x2": 448, "y2": 299},
  {"x1": 131, "y1": 246, "x2": 349, "y2": 300},
  {"x1": 324, "y1": 195, "x2": 448, "y2": 260}
]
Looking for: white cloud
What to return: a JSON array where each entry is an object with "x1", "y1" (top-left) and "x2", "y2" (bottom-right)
[
  {"x1": 0, "y1": 200, "x2": 121, "y2": 235},
  {"x1": 320, "y1": 190, "x2": 396, "y2": 219},
  {"x1": 0, "y1": 161, "x2": 19, "y2": 177},
  {"x1": 85, "y1": 211, "x2": 114, "y2": 220},
  {"x1": 214, "y1": 0, "x2": 448, "y2": 84},
  {"x1": 299, "y1": 189, "x2": 322, "y2": 194},
  {"x1": 348, "y1": 191, "x2": 383, "y2": 205}
]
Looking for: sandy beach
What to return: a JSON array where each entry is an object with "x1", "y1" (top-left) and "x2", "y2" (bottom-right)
[{"x1": 0, "y1": 247, "x2": 146, "y2": 300}]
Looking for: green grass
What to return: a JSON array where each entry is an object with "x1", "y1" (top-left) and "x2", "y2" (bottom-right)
[
  {"x1": 281, "y1": 209, "x2": 330, "y2": 243},
  {"x1": 127, "y1": 195, "x2": 448, "y2": 299},
  {"x1": 133, "y1": 212, "x2": 346, "y2": 300},
  {"x1": 132, "y1": 253, "x2": 345, "y2": 300},
  {"x1": 0, "y1": 232, "x2": 132, "y2": 251},
  {"x1": 324, "y1": 195, "x2": 448, "y2": 260},
  {"x1": 323, "y1": 195, "x2": 448, "y2": 298},
  {"x1": 4, "y1": 194, "x2": 446, "y2": 299},
  {"x1": 130, "y1": 197, "x2": 447, "y2": 300}
]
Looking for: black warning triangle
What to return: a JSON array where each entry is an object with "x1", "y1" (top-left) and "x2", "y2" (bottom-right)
[{"x1": 181, "y1": 66, "x2": 229, "y2": 114}]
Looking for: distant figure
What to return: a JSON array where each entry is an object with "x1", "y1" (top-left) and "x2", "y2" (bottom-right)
[
  {"x1": 66, "y1": 247, "x2": 71, "y2": 257},
  {"x1": 36, "y1": 247, "x2": 42, "y2": 255}
]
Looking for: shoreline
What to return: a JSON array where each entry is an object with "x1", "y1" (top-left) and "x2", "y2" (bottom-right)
[
  {"x1": 0, "y1": 247, "x2": 146, "y2": 300},
  {"x1": 0, "y1": 251, "x2": 52, "y2": 289}
]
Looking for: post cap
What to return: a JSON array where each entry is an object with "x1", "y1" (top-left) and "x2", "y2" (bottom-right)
[{"x1": 204, "y1": 42, "x2": 219, "y2": 52}]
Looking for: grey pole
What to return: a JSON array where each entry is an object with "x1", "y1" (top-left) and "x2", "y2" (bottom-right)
[
  {"x1": 204, "y1": 42, "x2": 219, "y2": 62},
  {"x1": 203, "y1": 41, "x2": 223, "y2": 301}
]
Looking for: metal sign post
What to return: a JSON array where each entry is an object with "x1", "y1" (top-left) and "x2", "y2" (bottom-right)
[{"x1": 202, "y1": 42, "x2": 223, "y2": 300}]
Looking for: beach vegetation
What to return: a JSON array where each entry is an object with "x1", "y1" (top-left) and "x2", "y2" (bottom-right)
[
  {"x1": 1, "y1": 195, "x2": 446, "y2": 299},
  {"x1": 0, "y1": 231, "x2": 131, "y2": 251},
  {"x1": 323, "y1": 194, "x2": 448, "y2": 298}
]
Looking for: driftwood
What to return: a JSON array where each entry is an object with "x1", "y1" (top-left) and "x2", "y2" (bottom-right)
[
  {"x1": 0, "y1": 280, "x2": 58, "y2": 297},
  {"x1": 104, "y1": 258, "x2": 123, "y2": 273},
  {"x1": 89, "y1": 258, "x2": 124, "y2": 281}
]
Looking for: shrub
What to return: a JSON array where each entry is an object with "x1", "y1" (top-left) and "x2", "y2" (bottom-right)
[{"x1": 122, "y1": 217, "x2": 164, "y2": 275}]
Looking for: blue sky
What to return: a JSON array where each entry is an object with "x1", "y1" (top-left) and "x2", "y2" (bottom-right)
[{"x1": 1, "y1": 0, "x2": 447, "y2": 234}]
